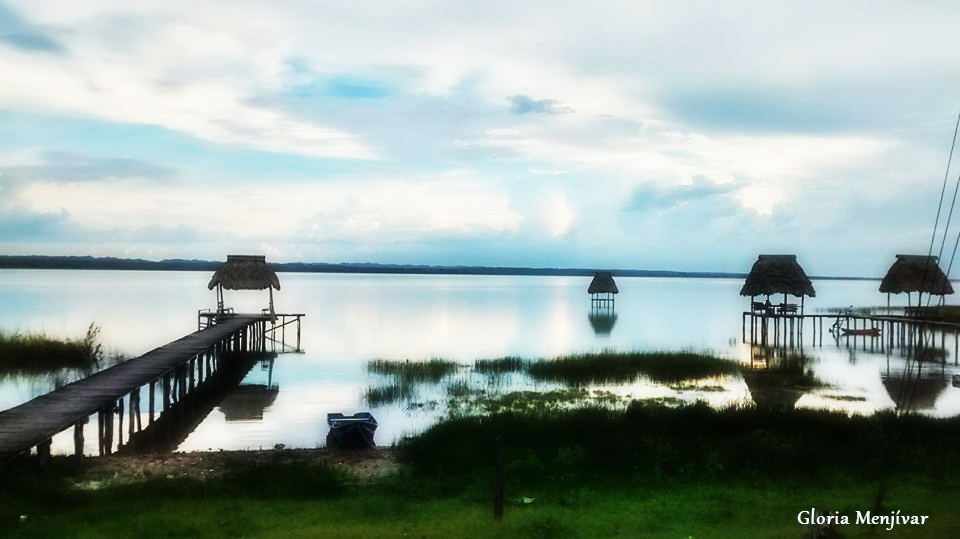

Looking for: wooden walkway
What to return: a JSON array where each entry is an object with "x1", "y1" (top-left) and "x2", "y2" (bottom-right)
[
  {"x1": 0, "y1": 315, "x2": 267, "y2": 463},
  {"x1": 743, "y1": 310, "x2": 960, "y2": 354}
]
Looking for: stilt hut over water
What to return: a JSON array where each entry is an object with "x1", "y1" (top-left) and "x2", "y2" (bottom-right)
[
  {"x1": 740, "y1": 255, "x2": 816, "y2": 314},
  {"x1": 879, "y1": 254, "x2": 953, "y2": 309},
  {"x1": 208, "y1": 255, "x2": 281, "y2": 319},
  {"x1": 588, "y1": 271, "x2": 619, "y2": 308}
]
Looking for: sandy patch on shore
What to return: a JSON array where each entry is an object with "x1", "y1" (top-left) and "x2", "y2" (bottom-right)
[{"x1": 71, "y1": 447, "x2": 401, "y2": 484}]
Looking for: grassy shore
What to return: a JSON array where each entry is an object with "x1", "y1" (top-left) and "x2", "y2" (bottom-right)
[
  {"x1": 3, "y1": 403, "x2": 960, "y2": 537},
  {"x1": 0, "y1": 324, "x2": 103, "y2": 372}
]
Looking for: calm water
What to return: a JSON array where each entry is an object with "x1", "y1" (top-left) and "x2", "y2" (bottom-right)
[{"x1": 2, "y1": 269, "x2": 958, "y2": 454}]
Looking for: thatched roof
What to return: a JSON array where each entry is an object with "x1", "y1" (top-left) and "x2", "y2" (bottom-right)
[
  {"x1": 208, "y1": 255, "x2": 281, "y2": 291},
  {"x1": 588, "y1": 271, "x2": 619, "y2": 294},
  {"x1": 739, "y1": 255, "x2": 816, "y2": 298},
  {"x1": 879, "y1": 255, "x2": 954, "y2": 295}
]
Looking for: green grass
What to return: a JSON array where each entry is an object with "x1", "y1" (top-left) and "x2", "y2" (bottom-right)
[
  {"x1": 525, "y1": 351, "x2": 740, "y2": 385},
  {"x1": 3, "y1": 405, "x2": 960, "y2": 537},
  {"x1": 6, "y1": 474, "x2": 959, "y2": 538},
  {"x1": 0, "y1": 323, "x2": 103, "y2": 372}
]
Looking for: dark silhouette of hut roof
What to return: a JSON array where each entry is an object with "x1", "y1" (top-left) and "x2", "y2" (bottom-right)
[
  {"x1": 882, "y1": 375, "x2": 948, "y2": 411},
  {"x1": 739, "y1": 255, "x2": 815, "y2": 298},
  {"x1": 879, "y1": 255, "x2": 954, "y2": 295},
  {"x1": 588, "y1": 272, "x2": 619, "y2": 294},
  {"x1": 208, "y1": 255, "x2": 281, "y2": 291}
]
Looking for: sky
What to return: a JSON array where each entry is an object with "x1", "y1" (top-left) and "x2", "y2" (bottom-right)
[{"x1": 1, "y1": 1, "x2": 960, "y2": 277}]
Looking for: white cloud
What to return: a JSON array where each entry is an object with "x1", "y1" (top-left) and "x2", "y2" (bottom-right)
[
  {"x1": 16, "y1": 171, "x2": 522, "y2": 242},
  {"x1": 2, "y1": 0, "x2": 958, "y2": 274}
]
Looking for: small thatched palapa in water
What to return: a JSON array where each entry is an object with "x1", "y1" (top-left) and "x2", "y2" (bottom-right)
[
  {"x1": 588, "y1": 271, "x2": 619, "y2": 310},
  {"x1": 208, "y1": 255, "x2": 281, "y2": 318},
  {"x1": 588, "y1": 271, "x2": 619, "y2": 295},
  {"x1": 740, "y1": 255, "x2": 815, "y2": 314},
  {"x1": 879, "y1": 255, "x2": 953, "y2": 307}
]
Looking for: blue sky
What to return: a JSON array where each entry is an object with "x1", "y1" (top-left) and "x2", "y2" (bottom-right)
[{"x1": 1, "y1": 1, "x2": 960, "y2": 277}]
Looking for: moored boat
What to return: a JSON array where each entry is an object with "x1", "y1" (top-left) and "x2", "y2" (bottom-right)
[
  {"x1": 840, "y1": 327, "x2": 881, "y2": 337},
  {"x1": 326, "y1": 412, "x2": 378, "y2": 448}
]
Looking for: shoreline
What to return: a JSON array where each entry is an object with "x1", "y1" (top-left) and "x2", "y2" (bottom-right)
[{"x1": 64, "y1": 447, "x2": 401, "y2": 484}]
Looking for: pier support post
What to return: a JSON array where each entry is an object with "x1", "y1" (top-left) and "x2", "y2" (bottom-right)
[
  {"x1": 37, "y1": 438, "x2": 51, "y2": 466},
  {"x1": 74, "y1": 417, "x2": 88, "y2": 457},
  {"x1": 149, "y1": 380, "x2": 156, "y2": 424},
  {"x1": 130, "y1": 388, "x2": 141, "y2": 436}
]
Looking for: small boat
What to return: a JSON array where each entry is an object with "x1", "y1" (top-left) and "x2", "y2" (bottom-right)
[
  {"x1": 326, "y1": 412, "x2": 377, "y2": 449},
  {"x1": 841, "y1": 327, "x2": 881, "y2": 337}
]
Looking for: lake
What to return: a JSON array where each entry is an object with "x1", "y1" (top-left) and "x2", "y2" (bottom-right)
[{"x1": 2, "y1": 269, "x2": 958, "y2": 455}]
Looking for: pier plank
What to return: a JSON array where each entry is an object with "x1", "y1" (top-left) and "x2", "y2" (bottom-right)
[{"x1": 0, "y1": 315, "x2": 265, "y2": 463}]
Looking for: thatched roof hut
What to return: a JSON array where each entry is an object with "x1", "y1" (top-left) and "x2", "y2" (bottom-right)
[
  {"x1": 208, "y1": 255, "x2": 280, "y2": 316},
  {"x1": 588, "y1": 271, "x2": 619, "y2": 310},
  {"x1": 588, "y1": 271, "x2": 619, "y2": 295},
  {"x1": 739, "y1": 255, "x2": 816, "y2": 298},
  {"x1": 879, "y1": 255, "x2": 953, "y2": 296},
  {"x1": 208, "y1": 255, "x2": 281, "y2": 291}
]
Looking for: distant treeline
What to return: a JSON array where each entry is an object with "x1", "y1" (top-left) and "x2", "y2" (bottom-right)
[
  {"x1": 0, "y1": 254, "x2": 744, "y2": 278},
  {"x1": 0, "y1": 254, "x2": 869, "y2": 280}
]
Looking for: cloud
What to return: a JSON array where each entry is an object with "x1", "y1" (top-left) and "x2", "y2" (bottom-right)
[
  {"x1": 0, "y1": 151, "x2": 177, "y2": 183},
  {"x1": 625, "y1": 176, "x2": 740, "y2": 212},
  {"x1": 0, "y1": 4, "x2": 65, "y2": 53},
  {"x1": 507, "y1": 95, "x2": 573, "y2": 115}
]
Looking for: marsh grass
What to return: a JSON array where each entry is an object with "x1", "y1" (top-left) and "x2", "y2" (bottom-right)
[
  {"x1": 367, "y1": 358, "x2": 460, "y2": 383},
  {"x1": 365, "y1": 358, "x2": 461, "y2": 407},
  {"x1": 525, "y1": 351, "x2": 740, "y2": 385},
  {"x1": 364, "y1": 384, "x2": 412, "y2": 407},
  {"x1": 0, "y1": 323, "x2": 103, "y2": 372},
  {"x1": 474, "y1": 356, "x2": 528, "y2": 375}
]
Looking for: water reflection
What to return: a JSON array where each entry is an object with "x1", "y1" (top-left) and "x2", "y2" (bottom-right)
[
  {"x1": 118, "y1": 351, "x2": 277, "y2": 454},
  {"x1": 218, "y1": 357, "x2": 279, "y2": 421},
  {"x1": 7, "y1": 271, "x2": 960, "y2": 452},
  {"x1": 587, "y1": 309, "x2": 617, "y2": 336},
  {"x1": 743, "y1": 345, "x2": 820, "y2": 411}
]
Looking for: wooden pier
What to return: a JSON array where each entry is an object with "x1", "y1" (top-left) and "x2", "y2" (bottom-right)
[
  {"x1": 743, "y1": 310, "x2": 960, "y2": 360},
  {"x1": 0, "y1": 314, "x2": 278, "y2": 465}
]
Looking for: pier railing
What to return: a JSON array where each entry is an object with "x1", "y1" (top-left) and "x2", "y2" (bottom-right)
[
  {"x1": 198, "y1": 309, "x2": 304, "y2": 353},
  {"x1": 743, "y1": 310, "x2": 960, "y2": 362}
]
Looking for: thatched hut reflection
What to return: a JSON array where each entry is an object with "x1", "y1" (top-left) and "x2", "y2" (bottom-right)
[
  {"x1": 743, "y1": 345, "x2": 819, "y2": 410},
  {"x1": 588, "y1": 311, "x2": 618, "y2": 336}
]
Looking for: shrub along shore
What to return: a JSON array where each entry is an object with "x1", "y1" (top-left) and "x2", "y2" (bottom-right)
[
  {"x1": 0, "y1": 324, "x2": 103, "y2": 372},
  {"x1": 3, "y1": 352, "x2": 960, "y2": 536}
]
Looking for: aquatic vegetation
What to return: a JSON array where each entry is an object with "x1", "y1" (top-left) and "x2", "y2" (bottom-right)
[
  {"x1": 0, "y1": 323, "x2": 103, "y2": 372},
  {"x1": 364, "y1": 384, "x2": 412, "y2": 407},
  {"x1": 473, "y1": 356, "x2": 527, "y2": 375},
  {"x1": 668, "y1": 381, "x2": 728, "y2": 392},
  {"x1": 525, "y1": 351, "x2": 740, "y2": 386},
  {"x1": 367, "y1": 358, "x2": 460, "y2": 383}
]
